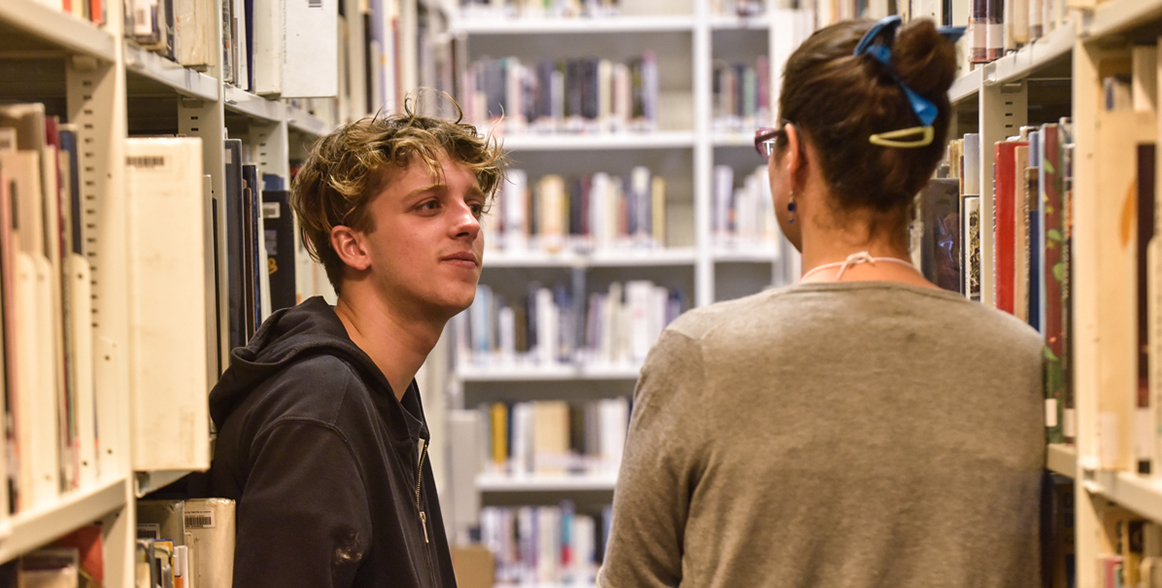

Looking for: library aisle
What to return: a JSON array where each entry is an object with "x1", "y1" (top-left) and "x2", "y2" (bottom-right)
[{"x1": 5, "y1": 0, "x2": 1162, "y2": 585}]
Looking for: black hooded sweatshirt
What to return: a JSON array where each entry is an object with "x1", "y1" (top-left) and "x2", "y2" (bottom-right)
[{"x1": 207, "y1": 296, "x2": 457, "y2": 588}]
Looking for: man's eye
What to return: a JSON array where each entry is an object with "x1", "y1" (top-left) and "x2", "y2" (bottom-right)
[
  {"x1": 469, "y1": 203, "x2": 484, "y2": 218},
  {"x1": 419, "y1": 200, "x2": 439, "y2": 211}
]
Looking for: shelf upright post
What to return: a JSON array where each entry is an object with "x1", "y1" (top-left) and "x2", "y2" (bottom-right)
[
  {"x1": 252, "y1": 119, "x2": 291, "y2": 183},
  {"x1": 978, "y1": 77, "x2": 1028, "y2": 308},
  {"x1": 1071, "y1": 32, "x2": 1105, "y2": 588},
  {"x1": 66, "y1": 23, "x2": 132, "y2": 588},
  {"x1": 694, "y1": 0, "x2": 715, "y2": 307}
]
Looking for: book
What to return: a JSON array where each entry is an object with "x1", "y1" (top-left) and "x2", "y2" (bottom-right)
[
  {"x1": 0, "y1": 145, "x2": 59, "y2": 512},
  {"x1": 0, "y1": 164, "x2": 13, "y2": 517},
  {"x1": 962, "y1": 133, "x2": 982, "y2": 301},
  {"x1": 1027, "y1": 130, "x2": 1043, "y2": 332},
  {"x1": 173, "y1": 0, "x2": 215, "y2": 67},
  {"x1": 220, "y1": 0, "x2": 235, "y2": 84},
  {"x1": 241, "y1": 163, "x2": 261, "y2": 340},
  {"x1": 1138, "y1": 143, "x2": 1156, "y2": 474},
  {"x1": 1060, "y1": 128, "x2": 1076, "y2": 443},
  {"x1": 994, "y1": 140, "x2": 1027, "y2": 314},
  {"x1": 125, "y1": 137, "x2": 211, "y2": 471},
  {"x1": 261, "y1": 190, "x2": 296, "y2": 313},
  {"x1": 480, "y1": 504, "x2": 604, "y2": 584},
  {"x1": 223, "y1": 139, "x2": 246, "y2": 351},
  {"x1": 0, "y1": 103, "x2": 69, "y2": 509},
  {"x1": 919, "y1": 178, "x2": 962, "y2": 293},
  {"x1": 231, "y1": 0, "x2": 249, "y2": 89},
  {"x1": 183, "y1": 498, "x2": 235, "y2": 588},
  {"x1": 17, "y1": 547, "x2": 79, "y2": 587},
  {"x1": 53, "y1": 524, "x2": 104, "y2": 587},
  {"x1": 57, "y1": 124, "x2": 96, "y2": 489},
  {"x1": 1013, "y1": 145, "x2": 1031, "y2": 322},
  {"x1": 1042, "y1": 122, "x2": 1066, "y2": 445},
  {"x1": 250, "y1": 0, "x2": 284, "y2": 96},
  {"x1": 138, "y1": 499, "x2": 188, "y2": 546}
]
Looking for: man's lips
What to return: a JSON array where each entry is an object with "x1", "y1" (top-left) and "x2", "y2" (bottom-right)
[{"x1": 442, "y1": 251, "x2": 479, "y2": 267}]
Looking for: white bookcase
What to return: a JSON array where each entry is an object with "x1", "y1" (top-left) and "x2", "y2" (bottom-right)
[
  {"x1": 0, "y1": 0, "x2": 432, "y2": 580},
  {"x1": 441, "y1": 1, "x2": 799, "y2": 585}
]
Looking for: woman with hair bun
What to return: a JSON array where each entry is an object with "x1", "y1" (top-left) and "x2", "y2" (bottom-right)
[{"x1": 598, "y1": 17, "x2": 1044, "y2": 588}]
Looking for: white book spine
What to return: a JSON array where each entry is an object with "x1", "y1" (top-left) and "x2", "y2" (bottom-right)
[
  {"x1": 252, "y1": 0, "x2": 286, "y2": 95},
  {"x1": 598, "y1": 59, "x2": 612, "y2": 132},
  {"x1": 284, "y1": 0, "x2": 339, "y2": 97},
  {"x1": 68, "y1": 255, "x2": 97, "y2": 489},
  {"x1": 19, "y1": 253, "x2": 59, "y2": 509},
  {"x1": 185, "y1": 498, "x2": 236, "y2": 588},
  {"x1": 126, "y1": 138, "x2": 210, "y2": 471},
  {"x1": 590, "y1": 172, "x2": 611, "y2": 252},
  {"x1": 506, "y1": 58, "x2": 526, "y2": 132},
  {"x1": 498, "y1": 306, "x2": 515, "y2": 362},
  {"x1": 598, "y1": 397, "x2": 628, "y2": 473},
  {"x1": 512, "y1": 402, "x2": 534, "y2": 474},
  {"x1": 535, "y1": 287, "x2": 556, "y2": 364},
  {"x1": 537, "y1": 508, "x2": 560, "y2": 583},
  {"x1": 714, "y1": 165, "x2": 734, "y2": 246},
  {"x1": 502, "y1": 169, "x2": 528, "y2": 252}
]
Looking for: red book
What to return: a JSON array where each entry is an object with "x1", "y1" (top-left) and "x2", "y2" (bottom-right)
[
  {"x1": 53, "y1": 524, "x2": 104, "y2": 583},
  {"x1": 993, "y1": 140, "x2": 1027, "y2": 314}
]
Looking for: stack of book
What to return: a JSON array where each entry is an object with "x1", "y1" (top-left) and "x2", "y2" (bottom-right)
[
  {"x1": 458, "y1": 279, "x2": 685, "y2": 369},
  {"x1": 481, "y1": 397, "x2": 630, "y2": 477},
  {"x1": 460, "y1": 53, "x2": 659, "y2": 135},
  {"x1": 480, "y1": 502, "x2": 610, "y2": 586},
  {"x1": 486, "y1": 166, "x2": 668, "y2": 255}
]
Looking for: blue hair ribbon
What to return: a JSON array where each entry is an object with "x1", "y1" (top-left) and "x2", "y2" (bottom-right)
[{"x1": 854, "y1": 15, "x2": 966, "y2": 148}]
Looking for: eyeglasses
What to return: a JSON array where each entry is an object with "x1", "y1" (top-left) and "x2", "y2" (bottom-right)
[{"x1": 754, "y1": 126, "x2": 786, "y2": 159}]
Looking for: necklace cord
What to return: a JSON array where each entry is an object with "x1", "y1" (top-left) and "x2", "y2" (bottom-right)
[{"x1": 799, "y1": 251, "x2": 918, "y2": 282}]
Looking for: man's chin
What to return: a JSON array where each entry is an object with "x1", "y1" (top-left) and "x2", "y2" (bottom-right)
[{"x1": 444, "y1": 292, "x2": 477, "y2": 318}]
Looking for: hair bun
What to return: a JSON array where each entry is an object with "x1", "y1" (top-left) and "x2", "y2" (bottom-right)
[{"x1": 891, "y1": 18, "x2": 958, "y2": 100}]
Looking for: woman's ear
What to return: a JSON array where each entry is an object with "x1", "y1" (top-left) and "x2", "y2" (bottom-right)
[
  {"x1": 783, "y1": 122, "x2": 807, "y2": 185},
  {"x1": 330, "y1": 225, "x2": 372, "y2": 271}
]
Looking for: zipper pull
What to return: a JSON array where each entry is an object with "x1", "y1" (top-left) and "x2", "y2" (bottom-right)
[{"x1": 419, "y1": 511, "x2": 430, "y2": 543}]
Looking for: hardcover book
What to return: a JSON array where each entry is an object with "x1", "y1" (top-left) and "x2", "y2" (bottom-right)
[
  {"x1": 994, "y1": 140, "x2": 1027, "y2": 314},
  {"x1": 918, "y1": 178, "x2": 961, "y2": 293}
]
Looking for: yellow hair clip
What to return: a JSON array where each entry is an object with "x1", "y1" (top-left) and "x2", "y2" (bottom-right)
[{"x1": 868, "y1": 125, "x2": 935, "y2": 148}]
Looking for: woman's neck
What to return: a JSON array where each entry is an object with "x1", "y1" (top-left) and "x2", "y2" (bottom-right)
[{"x1": 798, "y1": 216, "x2": 936, "y2": 288}]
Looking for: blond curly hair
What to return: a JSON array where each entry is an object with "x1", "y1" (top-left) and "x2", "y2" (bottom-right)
[{"x1": 292, "y1": 91, "x2": 509, "y2": 294}]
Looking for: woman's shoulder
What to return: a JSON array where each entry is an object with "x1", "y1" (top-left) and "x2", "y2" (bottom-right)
[{"x1": 665, "y1": 288, "x2": 786, "y2": 339}]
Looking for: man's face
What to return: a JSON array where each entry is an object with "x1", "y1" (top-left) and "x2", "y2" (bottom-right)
[{"x1": 359, "y1": 151, "x2": 486, "y2": 321}]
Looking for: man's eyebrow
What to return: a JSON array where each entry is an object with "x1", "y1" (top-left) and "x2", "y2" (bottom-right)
[
  {"x1": 405, "y1": 183, "x2": 486, "y2": 198},
  {"x1": 406, "y1": 183, "x2": 443, "y2": 198}
]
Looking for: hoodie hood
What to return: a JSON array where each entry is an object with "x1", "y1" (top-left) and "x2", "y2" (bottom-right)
[{"x1": 209, "y1": 296, "x2": 391, "y2": 430}]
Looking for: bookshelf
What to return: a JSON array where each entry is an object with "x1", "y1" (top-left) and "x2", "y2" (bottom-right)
[
  {"x1": 0, "y1": 0, "x2": 421, "y2": 580},
  {"x1": 937, "y1": 0, "x2": 1162, "y2": 584},
  {"x1": 441, "y1": 0, "x2": 800, "y2": 584}
]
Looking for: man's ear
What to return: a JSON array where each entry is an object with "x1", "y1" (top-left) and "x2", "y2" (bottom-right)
[{"x1": 330, "y1": 225, "x2": 371, "y2": 271}]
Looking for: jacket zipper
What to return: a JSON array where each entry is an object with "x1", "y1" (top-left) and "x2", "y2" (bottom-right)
[
  {"x1": 416, "y1": 438, "x2": 441, "y2": 586},
  {"x1": 416, "y1": 438, "x2": 429, "y2": 544}
]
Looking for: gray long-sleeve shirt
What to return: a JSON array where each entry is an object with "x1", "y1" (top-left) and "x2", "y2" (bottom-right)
[{"x1": 599, "y1": 281, "x2": 1045, "y2": 588}]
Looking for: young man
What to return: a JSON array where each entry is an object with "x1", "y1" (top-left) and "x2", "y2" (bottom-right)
[{"x1": 207, "y1": 98, "x2": 509, "y2": 587}]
